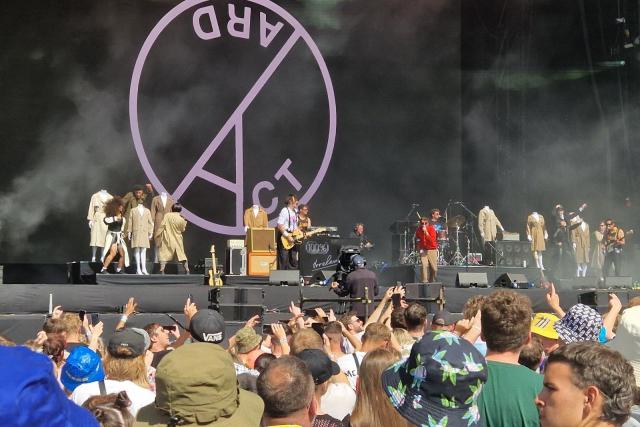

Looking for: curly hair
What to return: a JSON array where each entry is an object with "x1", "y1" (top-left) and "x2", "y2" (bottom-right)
[
  {"x1": 104, "y1": 197, "x2": 124, "y2": 217},
  {"x1": 481, "y1": 290, "x2": 532, "y2": 352},
  {"x1": 547, "y1": 342, "x2": 636, "y2": 425}
]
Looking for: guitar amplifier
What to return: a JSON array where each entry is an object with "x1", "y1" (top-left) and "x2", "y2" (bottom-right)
[
  {"x1": 501, "y1": 232, "x2": 520, "y2": 241},
  {"x1": 247, "y1": 252, "x2": 277, "y2": 276},
  {"x1": 246, "y1": 228, "x2": 276, "y2": 252},
  {"x1": 227, "y1": 239, "x2": 245, "y2": 249}
]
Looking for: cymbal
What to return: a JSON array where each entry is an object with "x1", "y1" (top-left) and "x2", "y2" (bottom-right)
[{"x1": 447, "y1": 215, "x2": 466, "y2": 228}]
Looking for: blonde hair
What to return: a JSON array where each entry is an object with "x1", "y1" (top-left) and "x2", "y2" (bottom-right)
[
  {"x1": 392, "y1": 328, "x2": 414, "y2": 358},
  {"x1": 104, "y1": 353, "x2": 150, "y2": 389},
  {"x1": 362, "y1": 323, "x2": 391, "y2": 344},
  {"x1": 60, "y1": 313, "x2": 86, "y2": 342},
  {"x1": 290, "y1": 329, "x2": 323, "y2": 355},
  {"x1": 350, "y1": 349, "x2": 409, "y2": 427}
]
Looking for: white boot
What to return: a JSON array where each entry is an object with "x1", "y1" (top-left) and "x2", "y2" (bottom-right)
[
  {"x1": 538, "y1": 254, "x2": 545, "y2": 270},
  {"x1": 135, "y1": 249, "x2": 142, "y2": 275},
  {"x1": 141, "y1": 248, "x2": 149, "y2": 275}
]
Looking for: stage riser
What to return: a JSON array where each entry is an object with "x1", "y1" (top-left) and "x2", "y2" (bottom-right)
[
  {"x1": 1, "y1": 262, "x2": 202, "y2": 285},
  {"x1": 4, "y1": 288, "x2": 638, "y2": 344}
]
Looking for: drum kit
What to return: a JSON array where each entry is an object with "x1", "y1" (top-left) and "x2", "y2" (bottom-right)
[{"x1": 396, "y1": 203, "x2": 479, "y2": 266}]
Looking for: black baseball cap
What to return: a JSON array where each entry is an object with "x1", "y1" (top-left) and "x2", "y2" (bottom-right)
[
  {"x1": 296, "y1": 349, "x2": 340, "y2": 385},
  {"x1": 189, "y1": 309, "x2": 225, "y2": 344},
  {"x1": 108, "y1": 328, "x2": 149, "y2": 358},
  {"x1": 432, "y1": 309, "x2": 460, "y2": 327}
]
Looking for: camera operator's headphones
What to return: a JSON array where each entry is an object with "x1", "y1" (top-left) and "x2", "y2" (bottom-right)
[{"x1": 350, "y1": 254, "x2": 366, "y2": 268}]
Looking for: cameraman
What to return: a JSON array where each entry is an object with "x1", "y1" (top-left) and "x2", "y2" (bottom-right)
[{"x1": 330, "y1": 255, "x2": 378, "y2": 319}]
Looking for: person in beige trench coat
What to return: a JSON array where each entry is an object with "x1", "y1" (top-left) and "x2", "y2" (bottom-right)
[
  {"x1": 158, "y1": 204, "x2": 189, "y2": 274},
  {"x1": 127, "y1": 204, "x2": 154, "y2": 275}
]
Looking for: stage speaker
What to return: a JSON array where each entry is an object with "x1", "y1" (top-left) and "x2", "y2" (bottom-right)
[
  {"x1": 404, "y1": 282, "x2": 443, "y2": 299},
  {"x1": 496, "y1": 241, "x2": 531, "y2": 267},
  {"x1": 578, "y1": 290, "x2": 629, "y2": 310},
  {"x1": 494, "y1": 273, "x2": 530, "y2": 289},
  {"x1": 456, "y1": 272, "x2": 489, "y2": 288},
  {"x1": 404, "y1": 282, "x2": 444, "y2": 312},
  {"x1": 247, "y1": 253, "x2": 277, "y2": 276},
  {"x1": 269, "y1": 270, "x2": 301, "y2": 286},
  {"x1": 217, "y1": 304, "x2": 264, "y2": 321},
  {"x1": 225, "y1": 248, "x2": 246, "y2": 275},
  {"x1": 604, "y1": 276, "x2": 632, "y2": 289},
  {"x1": 246, "y1": 228, "x2": 276, "y2": 252},
  {"x1": 555, "y1": 277, "x2": 599, "y2": 291},
  {"x1": 212, "y1": 287, "x2": 264, "y2": 305}
]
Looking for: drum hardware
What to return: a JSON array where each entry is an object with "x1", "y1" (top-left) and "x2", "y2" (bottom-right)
[
  {"x1": 446, "y1": 215, "x2": 466, "y2": 229},
  {"x1": 449, "y1": 226, "x2": 467, "y2": 265}
]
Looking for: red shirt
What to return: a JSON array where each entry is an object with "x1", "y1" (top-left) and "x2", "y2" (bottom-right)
[{"x1": 415, "y1": 223, "x2": 437, "y2": 250}]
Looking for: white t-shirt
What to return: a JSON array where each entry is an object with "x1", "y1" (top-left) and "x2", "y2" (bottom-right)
[
  {"x1": 277, "y1": 207, "x2": 297, "y2": 232},
  {"x1": 336, "y1": 351, "x2": 366, "y2": 390},
  {"x1": 320, "y1": 382, "x2": 356, "y2": 420},
  {"x1": 71, "y1": 379, "x2": 155, "y2": 416}
]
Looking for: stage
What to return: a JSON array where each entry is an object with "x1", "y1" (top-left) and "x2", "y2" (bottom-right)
[{"x1": 0, "y1": 262, "x2": 637, "y2": 343}]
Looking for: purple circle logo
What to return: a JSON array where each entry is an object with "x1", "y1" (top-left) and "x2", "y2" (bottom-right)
[{"x1": 130, "y1": 0, "x2": 336, "y2": 235}]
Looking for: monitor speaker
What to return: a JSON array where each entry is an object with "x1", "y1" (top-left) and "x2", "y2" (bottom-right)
[
  {"x1": 494, "y1": 273, "x2": 529, "y2": 289},
  {"x1": 269, "y1": 270, "x2": 301, "y2": 286},
  {"x1": 554, "y1": 277, "x2": 599, "y2": 291},
  {"x1": 604, "y1": 276, "x2": 632, "y2": 289},
  {"x1": 455, "y1": 272, "x2": 489, "y2": 288}
]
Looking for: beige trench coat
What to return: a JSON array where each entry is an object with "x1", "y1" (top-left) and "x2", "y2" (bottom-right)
[
  {"x1": 158, "y1": 212, "x2": 187, "y2": 262},
  {"x1": 151, "y1": 195, "x2": 174, "y2": 247},
  {"x1": 478, "y1": 207, "x2": 503, "y2": 242},
  {"x1": 87, "y1": 191, "x2": 112, "y2": 247},
  {"x1": 526, "y1": 214, "x2": 547, "y2": 252},
  {"x1": 591, "y1": 230, "x2": 605, "y2": 269},
  {"x1": 571, "y1": 222, "x2": 590, "y2": 264},
  {"x1": 243, "y1": 207, "x2": 269, "y2": 229},
  {"x1": 126, "y1": 206, "x2": 154, "y2": 249}
]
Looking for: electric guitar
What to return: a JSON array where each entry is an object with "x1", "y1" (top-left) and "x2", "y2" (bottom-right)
[
  {"x1": 208, "y1": 244, "x2": 223, "y2": 287},
  {"x1": 281, "y1": 227, "x2": 327, "y2": 250},
  {"x1": 604, "y1": 229, "x2": 633, "y2": 254}
]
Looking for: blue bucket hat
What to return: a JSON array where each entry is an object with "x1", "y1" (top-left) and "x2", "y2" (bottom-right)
[
  {"x1": 60, "y1": 346, "x2": 105, "y2": 392},
  {"x1": 0, "y1": 346, "x2": 99, "y2": 427},
  {"x1": 382, "y1": 331, "x2": 488, "y2": 427}
]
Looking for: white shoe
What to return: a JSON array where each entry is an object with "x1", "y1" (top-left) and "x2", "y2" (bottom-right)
[
  {"x1": 142, "y1": 270, "x2": 149, "y2": 275},
  {"x1": 136, "y1": 269, "x2": 143, "y2": 275}
]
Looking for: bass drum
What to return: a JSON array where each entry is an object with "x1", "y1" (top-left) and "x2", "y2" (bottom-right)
[{"x1": 434, "y1": 223, "x2": 448, "y2": 240}]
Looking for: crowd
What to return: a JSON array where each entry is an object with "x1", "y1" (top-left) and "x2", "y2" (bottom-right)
[{"x1": 1, "y1": 284, "x2": 640, "y2": 427}]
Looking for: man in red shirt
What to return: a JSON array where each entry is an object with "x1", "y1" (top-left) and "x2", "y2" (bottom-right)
[{"x1": 415, "y1": 209, "x2": 440, "y2": 282}]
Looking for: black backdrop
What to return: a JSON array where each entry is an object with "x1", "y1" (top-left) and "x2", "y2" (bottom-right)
[{"x1": 0, "y1": 0, "x2": 639, "y2": 265}]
